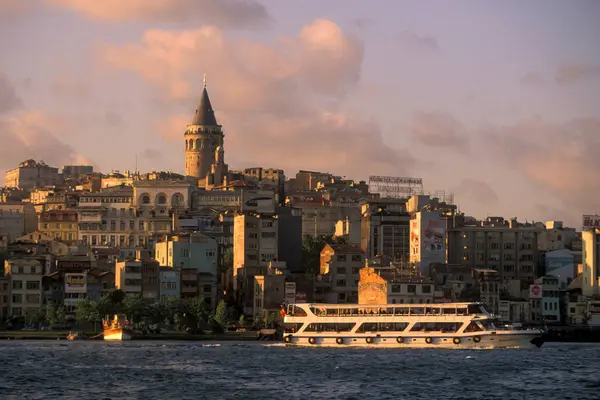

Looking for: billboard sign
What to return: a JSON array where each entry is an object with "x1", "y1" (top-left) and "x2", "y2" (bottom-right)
[
  {"x1": 583, "y1": 215, "x2": 600, "y2": 230},
  {"x1": 241, "y1": 189, "x2": 276, "y2": 214},
  {"x1": 409, "y1": 218, "x2": 420, "y2": 263},
  {"x1": 529, "y1": 284, "x2": 542, "y2": 299},
  {"x1": 65, "y1": 273, "x2": 87, "y2": 293},
  {"x1": 57, "y1": 260, "x2": 92, "y2": 271}
]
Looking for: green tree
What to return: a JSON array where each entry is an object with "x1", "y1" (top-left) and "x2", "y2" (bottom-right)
[
  {"x1": 56, "y1": 306, "x2": 66, "y2": 325},
  {"x1": 223, "y1": 247, "x2": 234, "y2": 269},
  {"x1": 238, "y1": 314, "x2": 245, "y2": 327},
  {"x1": 123, "y1": 296, "x2": 144, "y2": 323},
  {"x1": 301, "y1": 234, "x2": 334, "y2": 274},
  {"x1": 75, "y1": 299, "x2": 101, "y2": 330},
  {"x1": 189, "y1": 297, "x2": 209, "y2": 331},
  {"x1": 45, "y1": 301, "x2": 58, "y2": 326},
  {"x1": 214, "y1": 300, "x2": 229, "y2": 328},
  {"x1": 266, "y1": 312, "x2": 276, "y2": 329}
]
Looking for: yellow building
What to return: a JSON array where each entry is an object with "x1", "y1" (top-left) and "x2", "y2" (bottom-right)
[{"x1": 38, "y1": 210, "x2": 78, "y2": 244}]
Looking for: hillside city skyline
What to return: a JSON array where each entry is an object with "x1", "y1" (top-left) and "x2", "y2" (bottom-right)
[{"x1": 1, "y1": 0, "x2": 599, "y2": 228}]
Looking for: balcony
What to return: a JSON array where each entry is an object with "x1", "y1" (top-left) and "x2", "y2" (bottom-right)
[{"x1": 78, "y1": 213, "x2": 103, "y2": 223}]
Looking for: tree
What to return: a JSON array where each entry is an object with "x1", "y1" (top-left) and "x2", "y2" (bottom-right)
[
  {"x1": 45, "y1": 301, "x2": 58, "y2": 326},
  {"x1": 266, "y1": 312, "x2": 276, "y2": 329},
  {"x1": 56, "y1": 306, "x2": 66, "y2": 325},
  {"x1": 189, "y1": 297, "x2": 210, "y2": 331},
  {"x1": 75, "y1": 299, "x2": 101, "y2": 330},
  {"x1": 223, "y1": 247, "x2": 233, "y2": 270},
  {"x1": 123, "y1": 296, "x2": 145, "y2": 323},
  {"x1": 214, "y1": 300, "x2": 229, "y2": 328}
]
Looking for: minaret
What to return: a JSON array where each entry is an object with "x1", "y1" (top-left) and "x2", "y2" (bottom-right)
[{"x1": 184, "y1": 74, "x2": 224, "y2": 184}]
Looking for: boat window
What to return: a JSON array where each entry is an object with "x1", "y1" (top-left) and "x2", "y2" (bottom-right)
[
  {"x1": 304, "y1": 323, "x2": 355, "y2": 332},
  {"x1": 464, "y1": 322, "x2": 481, "y2": 332},
  {"x1": 425, "y1": 307, "x2": 440, "y2": 315},
  {"x1": 456, "y1": 307, "x2": 468, "y2": 315},
  {"x1": 410, "y1": 323, "x2": 461, "y2": 332},
  {"x1": 394, "y1": 307, "x2": 409, "y2": 315},
  {"x1": 284, "y1": 323, "x2": 304, "y2": 333},
  {"x1": 479, "y1": 320, "x2": 495, "y2": 330},
  {"x1": 441, "y1": 308, "x2": 456, "y2": 315},
  {"x1": 288, "y1": 305, "x2": 307, "y2": 317},
  {"x1": 357, "y1": 322, "x2": 408, "y2": 332},
  {"x1": 410, "y1": 307, "x2": 425, "y2": 315},
  {"x1": 468, "y1": 304, "x2": 485, "y2": 315}
]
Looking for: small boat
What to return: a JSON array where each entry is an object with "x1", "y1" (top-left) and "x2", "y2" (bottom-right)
[
  {"x1": 67, "y1": 331, "x2": 79, "y2": 341},
  {"x1": 103, "y1": 314, "x2": 134, "y2": 341},
  {"x1": 282, "y1": 302, "x2": 544, "y2": 349}
]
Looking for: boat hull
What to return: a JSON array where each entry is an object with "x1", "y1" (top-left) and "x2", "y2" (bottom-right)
[
  {"x1": 103, "y1": 328, "x2": 133, "y2": 341},
  {"x1": 284, "y1": 331, "x2": 543, "y2": 349}
]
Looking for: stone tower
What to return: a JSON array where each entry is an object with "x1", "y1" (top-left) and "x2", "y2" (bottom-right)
[{"x1": 184, "y1": 75, "x2": 224, "y2": 183}]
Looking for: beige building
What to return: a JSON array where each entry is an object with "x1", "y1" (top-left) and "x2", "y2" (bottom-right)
[
  {"x1": 317, "y1": 244, "x2": 365, "y2": 303},
  {"x1": 78, "y1": 181, "x2": 190, "y2": 249},
  {"x1": 4, "y1": 259, "x2": 44, "y2": 317},
  {"x1": 582, "y1": 229, "x2": 600, "y2": 298},
  {"x1": 38, "y1": 210, "x2": 78, "y2": 244},
  {"x1": 253, "y1": 264, "x2": 286, "y2": 320},
  {"x1": 0, "y1": 203, "x2": 38, "y2": 242},
  {"x1": 447, "y1": 216, "x2": 540, "y2": 283},
  {"x1": 233, "y1": 213, "x2": 278, "y2": 313},
  {"x1": 358, "y1": 266, "x2": 435, "y2": 304},
  {"x1": 4, "y1": 159, "x2": 62, "y2": 190}
]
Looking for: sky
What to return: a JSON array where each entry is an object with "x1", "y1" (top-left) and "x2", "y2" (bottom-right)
[{"x1": 0, "y1": 0, "x2": 599, "y2": 227}]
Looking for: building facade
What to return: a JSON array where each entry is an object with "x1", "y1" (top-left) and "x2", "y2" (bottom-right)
[
  {"x1": 4, "y1": 160, "x2": 62, "y2": 190},
  {"x1": 38, "y1": 210, "x2": 78, "y2": 244}
]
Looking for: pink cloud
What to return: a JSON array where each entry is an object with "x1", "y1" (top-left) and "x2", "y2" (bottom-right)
[
  {"x1": 46, "y1": 0, "x2": 271, "y2": 28},
  {"x1": 101, "y1": 19, "x2": 411, "y2": 179}
]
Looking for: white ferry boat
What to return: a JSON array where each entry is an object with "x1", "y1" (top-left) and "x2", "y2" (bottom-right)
[{"x1": 282, "y1": 302, "x2": 544, "y2": 349}]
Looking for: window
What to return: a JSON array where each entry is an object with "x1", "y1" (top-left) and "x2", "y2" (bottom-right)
[
  {"x1": 129, "y1": 220, "x2": 135, "y2": 230},
  {"x1": 12, "y1": 281, "x2": 23, "y2": 290},
  {"x1": 421, "y1": 285, "x2": 431, "y2": 294},
  {"x1": 336, "y1": 267, "x2": 346, "y2": 274},
  {"x1": 12, "y1": 294, "x2": 22, "y2": 303},
  {"x1": 26, "y1": 281, "x2": 40, "y2": 290},
  {"x1": 407, "y1": 285, "x2": 416, "y2": 293},
  {"x1": 203, "y1": 285, "x2": 212, "y2": 293},
  {"x1": 337, "y1": 255, "x2": 347, "y2": 262},
  {"x1": 351, "y1": 267, "x2": 360, "y2": 274},
  {"x1": 391, "y1": 285, "x2": 401, "y2": 293},
  {"x1": 336, "y1": 279, "x2": 346, "y2": 287},
  {"x1": 206, "y1": 251, "x2": 216, "y2": 257},
  {"x1": 158, "y1": 195, "x2": 167, "y2": 205},
  {"x1": 261, "y1": 232, "x2": 276, "y2": 239},
  {"x1": 351, "y1": 255, "x2": 361, "y2": 262}
]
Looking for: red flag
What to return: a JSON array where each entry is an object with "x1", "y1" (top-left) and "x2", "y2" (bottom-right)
[{"x1": 280, "y1": 306, "x2": 287, "y2": 318}]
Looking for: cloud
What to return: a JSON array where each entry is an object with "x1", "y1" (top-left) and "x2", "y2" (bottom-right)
[
  {"x1": 0, "y1": 73, "x2": 23, "y2": 114},
  {"x1": 0, "y1": 110, "x2": 92, "y2": 179},
  {"x1": 105, "y1": 111, "x2": 124, "y2": 127},
  {"x1": 0, "y1": 0, "x2": 32, "y2": 18},
  {"x1": 49, "y1": 74, "x2": 91, "y2": 100},
  {"x1": 483, "y1": 117, "x2": 600, "y2": 213},
  {"x1": 399, "y1": 31, "x2": 439, "y2": 50},
  {"x1": 46, "y1": 0, "x2": 272, "y2": 29},
  {"x1": 555, "y1": 64, "x2": 600, "y2": 84},
  {"x1": 409, "y1": 110, "x2": 469, "y2": 150},
  {"x1": 519, "y1": 71, "x2": 545, "y2": 86},
  {"x1": 100, "y1": 20, "x2": 411, "y2": 178},
  {"x1": 455, "y1": 179, "x2": 499, "y2": 205}
]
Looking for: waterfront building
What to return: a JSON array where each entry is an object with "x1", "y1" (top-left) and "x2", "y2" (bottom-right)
[
  {"x1": 542, "y1": 249, "x2": 576, "y2": 289},
  {"x1": 318, "y1": 244, "x2": 365, "y2": 303},
  {"x1": 360, "y1": 199, "x2": 410, "y2": 262},
  {"x1": 447, "y1": 216, "x2": 540, "y2": 284},
  {"x1": 358, "y1": 266, "x2": 435, "y2": 305},
  {"x1": 253, "y1": 263, "x2": 286, "y2": 321},
  {"x1": 233, "y1": 213, "x2": 278, "y2": 312},
  {"x1": 529, "y1": 276, "x2": 561, "y2": 324},
  {"x1": 115, "y1": 259, "x2": 159, "y2": 299},
  {"x1": 582, "y1": 227, "x2": 600, "y2": 298},
  {"x1": 155, "y1": 232, "x2": 218, "y2": 275},
  {"x1": 4, "y1": 259, "x2": 44, "y2": 318},
  {"x1": 159, "y1": 267, "x2": 181, "y2": 300}
]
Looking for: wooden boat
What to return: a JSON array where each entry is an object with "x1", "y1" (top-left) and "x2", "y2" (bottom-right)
[{"x1": 102, "y1": 314, "x2": 134, "y2": 341}]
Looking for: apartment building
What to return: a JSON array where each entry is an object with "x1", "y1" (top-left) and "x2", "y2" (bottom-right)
[
  {"x1": 447, "y1": 216, "x2": 540, "y2": 283},
  {"x1": 4, "y1": 259, "x2": 44, "y2": 317},
  {"x1": 318, "y1": 244, "x2": 365, "y2": 303},
  {"x1": 38, "y1": 210, "x2": 78, "y2": 244}
]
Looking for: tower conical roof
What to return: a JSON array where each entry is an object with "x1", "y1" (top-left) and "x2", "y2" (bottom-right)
[
  {"x1": 192, "y1": 86, "x2": 218, "y2": 125},
  {"x1": 191, "y1": 77, "x2": 218, "y2": 126}
]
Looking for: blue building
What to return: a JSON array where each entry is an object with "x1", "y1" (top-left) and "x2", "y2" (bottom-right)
[
  {"x1": 155, "y1": 232, "x2": 218, "y2": 276},
  {"x1": 159, "y1": 267, "x2": 181, "y2": 300}
]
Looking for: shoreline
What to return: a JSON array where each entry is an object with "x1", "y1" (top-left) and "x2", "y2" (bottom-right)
[{"x1": 0, "y1": 331, "x2": 271, "y2": 341}]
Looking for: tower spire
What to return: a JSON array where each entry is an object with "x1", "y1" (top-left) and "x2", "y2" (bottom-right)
[{"x1": 203, "y1": 72, "x2": 207, "y2": 89}]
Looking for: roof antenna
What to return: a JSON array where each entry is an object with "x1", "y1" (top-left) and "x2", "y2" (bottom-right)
[{"x1": 203, "y1": 72, "x2": 207, "y2": 89}]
